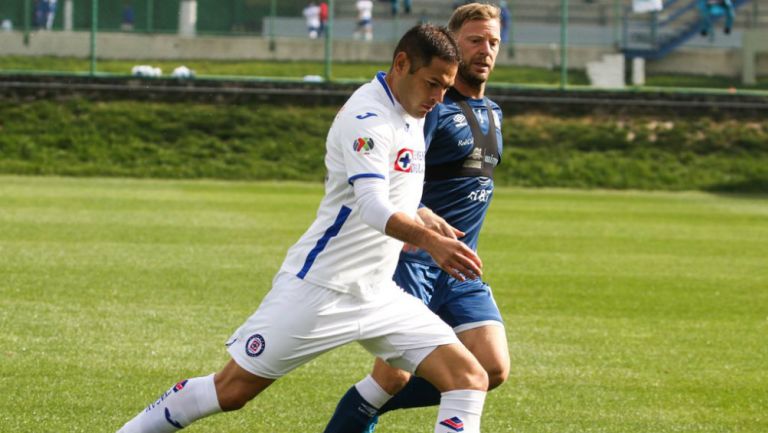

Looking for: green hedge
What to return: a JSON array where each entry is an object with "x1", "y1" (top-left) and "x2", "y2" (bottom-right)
[{"x1": 1, "y1": 99, "x2": 766, "y2": 192}]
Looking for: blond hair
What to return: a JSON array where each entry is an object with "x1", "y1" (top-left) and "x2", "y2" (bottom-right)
[{"x1": 448, "y1": 3, "x2": 501, "y2": 33}]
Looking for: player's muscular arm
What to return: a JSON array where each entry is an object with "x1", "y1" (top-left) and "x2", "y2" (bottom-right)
[{"x1": 385, "y1": 212, "x2": 482, "y2": 281}]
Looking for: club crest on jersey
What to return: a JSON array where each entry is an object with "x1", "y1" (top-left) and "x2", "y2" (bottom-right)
[
  {"x1": 439, "y1": 416, "x2": 465, "y2": 432},
  {"x1": 245, "y1": 334, "x2": 266, "y2": 357},
  {"x1": 353, "y1": 137, "x2": 375, "y2": 154},
  {"x1": 394, "y1": 148, "x2": 414, "y2": 172},
  {"x1": 453, "y1": 113, "x2": 468, "y2": 128}
]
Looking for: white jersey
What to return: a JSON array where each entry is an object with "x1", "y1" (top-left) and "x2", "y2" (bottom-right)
[
  {"x1": 356, "y1": 0, "x2": 373, "y2": 20},
  {"x1": 279, "y1": 72, "x2": 425, "y2": 298},
  {"x1": 303, "y1": 4, "x2": 321, "y2": 28}
]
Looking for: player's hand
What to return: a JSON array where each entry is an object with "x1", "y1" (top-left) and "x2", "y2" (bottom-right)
[
  {"x1": 417, "y1": 207, "x2": 464, "y2": 240},
  {"x1": 426, "y1": 234, "x2": 483, "y2": 282}
]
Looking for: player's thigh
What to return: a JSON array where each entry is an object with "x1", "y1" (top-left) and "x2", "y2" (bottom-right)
[
  {"x1": 457, "y1": 324, "x2": 509, "y2": 389},
  {"x1": 227, "y1": 273, "x2": 360, "y2": 379}
]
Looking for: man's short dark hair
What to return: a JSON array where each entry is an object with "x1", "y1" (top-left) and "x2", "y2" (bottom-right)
[{"x1": 392, "y1": 24, "x2": 460, "y2": 73}]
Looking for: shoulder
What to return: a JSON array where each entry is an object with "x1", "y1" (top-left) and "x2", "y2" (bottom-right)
[{"x1": 334, "y1": 102, "x2": 395, "y2": 145}]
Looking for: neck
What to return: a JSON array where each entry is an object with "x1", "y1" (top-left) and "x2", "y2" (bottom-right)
[
  {"x1": 384, "y1": 71, "x2": 400, "y2": 104},
  {"x1": 453, "y1": 78, "x2": 485, "y2": 99}
]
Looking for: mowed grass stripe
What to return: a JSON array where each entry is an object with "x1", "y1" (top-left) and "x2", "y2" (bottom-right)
[{"x1": 1, "y1": 176, "x2": 766, "y2": 433}]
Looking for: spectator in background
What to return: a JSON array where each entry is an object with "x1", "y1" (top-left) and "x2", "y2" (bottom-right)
[
  {"x1": 44, "y1": 0, "x2": 57, "y2": 30},
  {"x1": 318, "y1": 1, "x2": 329, "y2": 37},
  {"x1": 121, "y1": 2, "x2": 135, "y2": 31},
  {"x1": 698, "y1": 0, "x2": 735, "y2": 36},
  {"x1": 390, "y1": 0, "x2": 412, "y2": 15},
  {"x1": 34, "y1": 0, "x2": 45, "y2": 29},
  {"x1": 500, "y1": 0, "x2": 510, "y2": 43},
  {"x1": 303, "y1": 1, "x2": 321, "y2": 39},
  {"x1": 404, "y1": 0, "x2": 412, "y2": 14},
  {"x1": 354, "y1": 0, "x2": 374, "y2": 41}
]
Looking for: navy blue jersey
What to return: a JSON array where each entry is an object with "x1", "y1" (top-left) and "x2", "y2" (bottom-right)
[{"x1": 401, "y1": 92, "x2": 503, "y2": 266}]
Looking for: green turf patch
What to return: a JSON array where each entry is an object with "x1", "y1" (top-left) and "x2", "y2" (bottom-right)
[{"x1": 1, "y1": 176, "x2": 766, "y2": 432}]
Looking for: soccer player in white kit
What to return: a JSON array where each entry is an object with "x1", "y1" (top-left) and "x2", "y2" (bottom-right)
[{"x1": 116, "y1": 24, "x2": 489, "y2": 433}]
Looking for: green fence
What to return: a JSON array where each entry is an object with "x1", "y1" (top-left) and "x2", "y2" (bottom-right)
[
  {"x1": 0, "y1": 0, "x2": 309, "y2": 33},
  {"x1": 1, "y1": 0, "x2": 766, "y2": 91}
]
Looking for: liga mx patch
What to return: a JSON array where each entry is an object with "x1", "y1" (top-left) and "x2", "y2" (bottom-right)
[
  {"x1": 394, "y1": 148, "x2": 414, "y2": 172},
  {"x1": 439, "y1": 416, "x2": 465, "y2": 432},
  {"x1": 353, "y1": 137, "x2": 375, "y2": 154},
  {"x1": 245, "y1": 334, "x2": 266, "y2": 357}
]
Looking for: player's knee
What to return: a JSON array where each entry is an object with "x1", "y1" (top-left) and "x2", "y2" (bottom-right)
[
  {"x1": 455, "y1": 360, "x2": 488, "y2": 391},
  {"x1": 469, "y1": 363, "x2": 490, "y2": 391},
  {"x1": 486, "y1": 360, "x2": 509, "y2": 390}
]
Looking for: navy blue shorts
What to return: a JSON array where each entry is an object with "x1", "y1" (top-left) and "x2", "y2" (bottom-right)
[{"x1": 393, "y1": 260, "x2": 503, "y2": 332}]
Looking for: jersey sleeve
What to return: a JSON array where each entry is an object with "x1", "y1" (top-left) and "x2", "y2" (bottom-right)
[{"x1": 337, "y1": 111, "x2": 395, "y2": 184}]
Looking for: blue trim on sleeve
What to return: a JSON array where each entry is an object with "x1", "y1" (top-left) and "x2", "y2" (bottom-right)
[
  {"x1": 348, "y1": 173, "x2": 386, "y2": 185},
  {"x1": 376, "y1": 72, "x2": 395, "y2": 106},
  {"x1": 297, "y1": 205, "x2": 353, "y2": 279}
]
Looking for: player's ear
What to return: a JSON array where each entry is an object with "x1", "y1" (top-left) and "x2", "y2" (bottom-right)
[{"x1": 392, "y1": 51, "x2": 410, "y2": 76}]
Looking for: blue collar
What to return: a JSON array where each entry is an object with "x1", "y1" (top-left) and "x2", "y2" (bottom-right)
[{"x1": 375, "y1": 71, "x2": 395, "y2": 106}]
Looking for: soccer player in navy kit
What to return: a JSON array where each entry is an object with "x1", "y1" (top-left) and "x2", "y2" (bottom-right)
[{"x1": 324, "y1": 4, "x2": 508, "y2": 432}]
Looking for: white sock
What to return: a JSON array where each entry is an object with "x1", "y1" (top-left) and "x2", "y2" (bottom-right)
[
  {"x1": 117, "y1": 374, "x2": 222, "y2": 433},
  {"x1": 434, "y1": 389, "x2": 486, "y2": 433},
  {"x1": 354, "y1": 374, "x2": 392, "y2": 409}
]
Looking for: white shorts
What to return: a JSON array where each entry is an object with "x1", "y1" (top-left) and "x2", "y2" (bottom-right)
[{"x1": 226, "y1": 272, "x2": 459, "y2": 379}]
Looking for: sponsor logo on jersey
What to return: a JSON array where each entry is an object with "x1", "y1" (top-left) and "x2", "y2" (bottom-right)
[
  {"x1": 468, "y1": 188, "x2": 492, "y2": 202},
  {"x1": 453, "y1": 113, "x2": 468, "y2": 128},
  {"x1": 355, "y1": 112, "x2": 378, "y2": 120},
  {"x1": 394, "y1": 148, "x2": 414, "y2": 172},
  {"x1": 439, "y1": 416, "x2": 465, "y2": 432},
  {"x1": 458, "y1": 137, "x2": 474, "y2": 147},
  {"x1": 353, "y1": 137, "x2": 375, "y2": 154},
  {"x1": 245, "y1": 334, "x2": 266, "y2": 357}
]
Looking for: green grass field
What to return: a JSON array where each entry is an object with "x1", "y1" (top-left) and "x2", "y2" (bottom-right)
[{"x1": 1, "y1": 176, "x2": 766, "y2": 433}]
